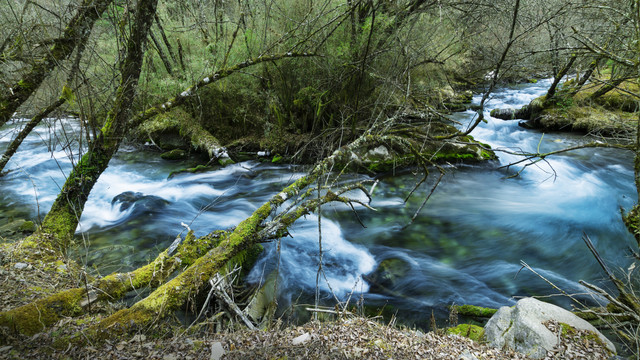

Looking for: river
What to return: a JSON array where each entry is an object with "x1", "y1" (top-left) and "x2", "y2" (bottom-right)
[{"x1": 0, "y1": 78, "x2": 636, "y2": 326}]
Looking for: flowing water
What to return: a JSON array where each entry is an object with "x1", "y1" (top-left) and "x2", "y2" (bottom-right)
[{"x1": 0, "y1": 79, "x2": 636, "y2": 327}]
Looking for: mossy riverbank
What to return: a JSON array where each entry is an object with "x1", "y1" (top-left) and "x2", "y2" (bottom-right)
[{"x1": 491, "y1": 76, "x2": 638, "y2": 138}]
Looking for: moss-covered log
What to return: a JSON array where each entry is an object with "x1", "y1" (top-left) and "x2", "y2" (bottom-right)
[
  {"x1": 66, "y1": 130, "x2": 403, "y2": 341},
  {"x1": 0, "y1": 230, "x2": 223, "y2": 336},
  {"x1": 88, "y1": 182, "x2": 367, "y2": 340},
  {"x1": 136, "y1": 108, "x2": 233, "y2": 165}
]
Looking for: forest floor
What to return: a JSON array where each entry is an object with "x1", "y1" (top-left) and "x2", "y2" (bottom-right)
[
  {"x1": 0, "y1": 239, "x2": 528, "y2": 359},
  {"x1": 0, "y1": 240, "x2": 618, "y2": 359}
]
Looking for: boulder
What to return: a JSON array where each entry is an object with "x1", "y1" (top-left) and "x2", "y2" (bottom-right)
[
  {"x1": 490, "y1": 105, "x2": 534, "y2": 121},
  {"x1": 484, "y1": 297, "x2": 615, "y2": 359},
  {"x1": 111, "y1": 191, "x2": 170, "y2": 213},
  {"x1": 160, "y1": 149, "x2": 187, "y2": 160},
  {"x1": 490, "y1": 108, "x2": 518, "y2": 120},
  {"x1": 363, "y1": 257, "x2": 411, "y2": 293}
]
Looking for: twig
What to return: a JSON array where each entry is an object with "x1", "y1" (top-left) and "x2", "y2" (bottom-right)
[
  {"x1": 212, "y1": 273, "x2": 256, "y2": 330},
  {"x1": 518, "y1": 260, "x2": 586, "y2": 308}
]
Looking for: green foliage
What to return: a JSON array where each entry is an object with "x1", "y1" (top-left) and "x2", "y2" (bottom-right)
[
  {"x1": 271, "y1": 154, "x2": 283, "y2": 163},
  {"x1": 447, "y1": 324, "x2": 485, "y2": 341},
  {"x1": 61, "y1": 85, "x2": 75, "y2": 105},
  {"x1": 555, "y1": 95, "x2": 574, "y2": 113}
]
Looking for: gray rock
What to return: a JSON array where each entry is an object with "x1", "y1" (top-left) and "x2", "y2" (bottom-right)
[
  {"x1": 366, "y1": 145, "x2": 390, "y2": 160},
  {"x1": 14, "y1": 262, "x2": 29, "y2": 270},
  {"x1": 292, "y1": 332, "x2": 311, "y2": 345},
  {"x1": 459, "y1": 351, "x2": 478, "y2": 360},
  {"x1": 484, "y1": 297, "x2": 615, "y2": 359},
  {"x1": 210, "y1": 341, "x2": 225, "y2": 360},
  {"x1": 490, "y1": 108, "x2": 518, "y2": 120},
  {"x1": 490, "y1": 105, "x2": 534, "y2": 121}
]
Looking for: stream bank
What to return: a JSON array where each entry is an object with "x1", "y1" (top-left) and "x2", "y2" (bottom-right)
[{"x1": 0, "y1": 78, "x2": 636, "y2": 344}]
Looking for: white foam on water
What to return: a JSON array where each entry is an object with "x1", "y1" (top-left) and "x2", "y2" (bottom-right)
[{"x1": 249, "y1": 214, "x2": 376, "y2": 298}]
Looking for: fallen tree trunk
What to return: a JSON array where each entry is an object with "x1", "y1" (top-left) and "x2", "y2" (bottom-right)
[
  {"x1": 0, "y1": 230, "x2": 224, "y2": 336},
  {"x1": 82, "y1": 132, "x2": 382, "y2": 341},
  {"x1": 0, "y1": 127, "x2": 394, "y2": 339}
]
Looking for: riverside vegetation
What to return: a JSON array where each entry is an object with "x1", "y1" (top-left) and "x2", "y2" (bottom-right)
[{"x1": 1, "y1": 0, "x2": 640, "y2": 358}]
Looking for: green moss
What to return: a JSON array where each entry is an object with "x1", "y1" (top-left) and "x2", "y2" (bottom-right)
[
  {"x1": 0, "y1": 288, "x2": 86, "y2": 336},
  {"x1": 447, "y1": 324, "x2": 485, "y2": 341},
  {"x1": 18, "y1": 221, "x2": 36, "y2": 233},
  {"x1": 558, "y1": 322, "x2": 576, "y2": 337},
  {"x1": 176, "y1": 230, "x2": 222, "y2": 266},
  {"x1": 218, "y1": 157, "x2": 235, "y2": 166},
  {"x1": 272, "y1": 154, "x2": 283, "y2": 163},
  {"x1": 623, "y1": 205, "x2": 640, "y2": 246},
  {"x1": 160, "y1": 149, "x2": 187, "y2": 160},
  {"x1": 453, "y1": 304, "x2": 497, "y2": 318},
  {"x1": 17, "y1": 80, "x2": 32, "y2": 91},
  {"x1": 168, "y1": 165, "x2": 216, "y2": 178},
  {"x1": 557, "y1": 322, "x2": 611, "y2": 353}
]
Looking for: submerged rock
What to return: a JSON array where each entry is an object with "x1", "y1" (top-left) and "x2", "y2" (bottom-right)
[
  {"x1": 484, "y1": 297, "x2": 615, "y2": 359},
  {"x1": 111, "y1": 191, "x2": 170, "y2": 213},
  {"x1": 160, "y1": 149, "x2": 188, "y2": 160},
  {"x1": 363, "y1": 257, "x2": 411, "y2": 293}
]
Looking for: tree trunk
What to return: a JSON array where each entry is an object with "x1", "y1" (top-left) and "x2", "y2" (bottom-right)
[
  {"x1": 569, "y1": 57, "x2": 599, "y2": 96},
  {"x1": 546, "y1": 54, "x2": 576, "y2": 100},
  {"x1": 0, "y1": 29, "x2": 91, "y2": 175},
  {"x1": 38, "y1": 0, "x2": 159, "y2": 246},
  {"x1": 0, "y1": 0, "x2": 113, "y2": 126},
  {"x1": 589, "y1": 75, "x2": 629, "y2": 100}
]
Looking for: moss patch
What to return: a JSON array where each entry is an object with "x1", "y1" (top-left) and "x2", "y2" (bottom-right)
[
  {"x1": 453, "y1": 304, "x2": 498, "y2": 318},
  {"x1": 447, "y1": 324, "x2": 485, "y2": 341}
]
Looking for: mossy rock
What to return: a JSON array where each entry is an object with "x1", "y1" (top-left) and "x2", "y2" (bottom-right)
[
  {"x1": 160, "y1": 149, "x2": 187, "y2": 160},
  {"x1": 168, "y1": 164, "x2": 217, "y2": 178},
  {"x1": 535, "y1": 104, "x2": 635, "y2": 136},
  {"x1": 218, "y1": 157, "x2": 235, "y2": 166},
  {"x1": 453, "y1": 304, "x2": 498, "y2": 318},
  {"x1": 0, "y1": 219, "x2": 30, "y2": 238},
  {"x1": 447, "y1": 324, "x2": 485, "y2": 341},
  {"x1": 364, "y1": 257, "x2": 411, "y2": 292},
  {"x1": 18, "y1": 221, "x2": 36, "y2": 233}
]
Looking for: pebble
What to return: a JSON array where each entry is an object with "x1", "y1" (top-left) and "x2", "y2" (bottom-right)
[
  {"x1": 131, "y1": 334, "x2": 146, "y2": 342},
  {"x1": 14, "y1": 262, "x2": 29, "y2": 270},
  {"x1": 210, "y1": 342, "x2": 224, "y2": 360},
  {"x1": 292, "y1": 332, "x2": 311, "y2": 345},
  {"x1": 460, "y1": 351, "x2": 479, "y2": 360}
]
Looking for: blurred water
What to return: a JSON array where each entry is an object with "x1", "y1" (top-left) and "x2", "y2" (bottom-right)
[{"x1": 0, "y1": 79, "x2": 636, "y2": 327}]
